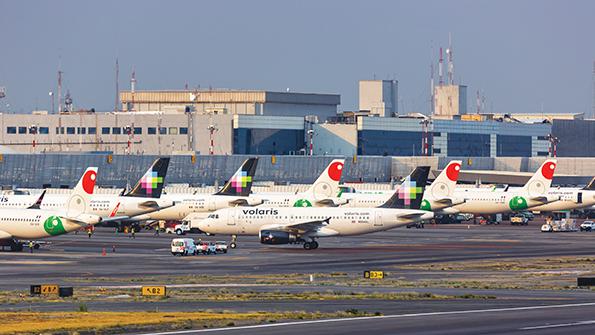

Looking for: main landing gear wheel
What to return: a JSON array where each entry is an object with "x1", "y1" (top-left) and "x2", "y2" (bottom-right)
[
  {"x1": 303, "y1": 241, "x2": 319, "y2": 250},
  {"x1": 230, "y1": 235, "x2": 237, "y2": 249}
]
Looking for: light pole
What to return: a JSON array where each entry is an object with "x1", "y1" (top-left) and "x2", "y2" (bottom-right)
[
  {"x1": 307, "y1": 129, "x2": 314, "y2": 156},
  {"x1": 49, "y1": 91, "x2": 54, "y2": 114},
  {"x1": 207, "y1": 124, "x2": 218, "y2": 155},
  {"x1": 547, "y1": 134, "x2": 559, "y2": 158}
]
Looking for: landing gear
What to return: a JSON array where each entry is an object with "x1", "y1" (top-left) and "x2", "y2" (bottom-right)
[
  {"x1": 303, "y1": 240, "x2": 319, "y2": 250},
  {"x1": 229, "y1": 235, "x2": 237, "y2": 249}
]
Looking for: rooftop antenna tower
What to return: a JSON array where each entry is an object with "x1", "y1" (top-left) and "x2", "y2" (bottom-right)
[
  {"x1": 130, "y1": 68, "x2": 136, "y2": 112},
  {"x1": 476, "y1": 90, "x2": 481, "y2": 114},
  {"x1": 446, "y1": 32, "x2": 454, "y2": 85},
  {"x1": 430, "y1": 62, "x2": 435, "y2": 114},
  {"x1": 438, "y1": 47, "x2": 444, "y2": 85},
  {"x1": 592, "y1": 60, "x2": 595, "y2": 119},
  {"x1": 114, "y1": 58, "x2": 119, "y2": 112},
  {"x1": 57, "y1": 70, "x2": 63, "y2": 114}
]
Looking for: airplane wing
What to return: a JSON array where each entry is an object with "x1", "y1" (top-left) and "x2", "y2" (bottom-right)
[
  {"x1": 137, "y1": 200, "x2": 175, "y2": 209},
  {"x1": 399, "y1": 212, "x2": 430, "y2": 219},
  {"x1": 228, "y1": 198, "x2": 263, "y2": 206},
  {"x1": 277, "y1": 218, "x2": 331, "y2": 232},
  {"x1": 101, "y1": 216, "x2": 130, "y2": 223},
  {"x1": 0, "y1": 230, "x2": 12, "y2": 239}
]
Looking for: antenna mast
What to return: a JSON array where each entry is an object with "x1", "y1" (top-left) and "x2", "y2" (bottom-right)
[
  {"x1": 438, "y1": 47, "x2": 444, "y2": 86},
  {"x1": 57, "y1": 70, "x2": 63, "y2": 114},
  {"x1": 114, "y1": 58, "x2": 119, "y2": 112},
  {"x1": 447, "y1": 32, "x2": 454, "y2": 85}
]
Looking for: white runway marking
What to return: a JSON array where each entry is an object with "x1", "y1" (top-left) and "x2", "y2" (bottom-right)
[
  {"x1": 133, "y1": 301, "x2": 595, "y2": 335},
  {"x1": 520, "y1": 320, "x2": 595, "y2": 330}
]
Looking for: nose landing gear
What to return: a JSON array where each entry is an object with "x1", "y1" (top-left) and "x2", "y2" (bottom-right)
[{"x1": 229, "y1": 235, "x2": 237, "y2": 249}]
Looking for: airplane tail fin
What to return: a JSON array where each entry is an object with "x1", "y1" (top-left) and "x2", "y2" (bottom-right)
[
  {"x1": 215, "y1": 157, "x2": 259, "y2": 197},
  {"x1": 124, "y1": 157, "x2": 170, "y2": 198},
  {"x1": 66, "y1": 167, "x2": 98, "y2": 218},
  {"x1": 523, "y1": 159, "x2": 557, "y2": 197},
  {"x1": 380, "y1": 166, "x2": 430, "y2": 210},
  {"x1": 304, "y1": 159, "x2": 345, "y2": 198},
  {"x1": 426, "y1": 160, "x2": 462, "y2": 200},
  {"x1": 582, "y1": 177, "x2": 595, "y2": 191}
]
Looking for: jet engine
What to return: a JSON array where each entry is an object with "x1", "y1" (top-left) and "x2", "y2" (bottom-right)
[{"x1": 259, "y1": 230, "x2": 298, "y2": 245}]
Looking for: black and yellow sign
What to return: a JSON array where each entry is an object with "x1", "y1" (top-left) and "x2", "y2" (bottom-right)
[
  {"x1": 363, "y1": 271, "x2": 385, "y2": 279},
  {"x1": 141, "y1": 286, "x2": 167, "y2": 296},
  {"x1": 41, "y1": 284, "x2": 59, "y2": 294},
  {"x1": 31, "y1": 284, "x2": 60, "y2": 295}
]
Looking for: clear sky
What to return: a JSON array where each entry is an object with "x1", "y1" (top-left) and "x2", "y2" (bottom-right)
[{"x1": 1, "y1": 0, "x2": 594, "y2": 115}]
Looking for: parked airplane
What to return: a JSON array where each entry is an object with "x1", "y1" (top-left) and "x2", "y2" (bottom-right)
[
  {"x1": 130, "y1": 158, "x2": 261, "y2": 222},
  {"x1": 341, "y1": 160, "x2": 463, "y2": 212},
  {"x1": 446, "y1": 159, "x2": 560, "y2": 215},
  {"x1": 0, "y1": 158, "x2": 174, "y2": 224},
  {"x1": 0, "y1": 167, "x2": 101, "y2": 251},
  {"x1": 196, "y1": 166, "x2": 432, "y2": 250},
  {"x1": 256, "y1": 159, "x2": 346, "y2": 207},
  {"x1": 509, "y1": 177, "x2": 595, "y2": 213}
]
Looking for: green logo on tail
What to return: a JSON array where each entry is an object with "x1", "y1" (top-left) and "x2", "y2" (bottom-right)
[
  {"x1": 43, "y1": 215, "x2": 66, "y2": 236},
  {"x1": 509, "y1": 196, "x2": 528, "y2": 211},
  {"x1": 293, "y1": 199, "x2": 312, "y2": 207}
]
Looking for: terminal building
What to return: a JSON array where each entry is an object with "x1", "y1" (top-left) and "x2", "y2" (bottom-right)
[{"x1": 0, "y1": 83, "x2": 593, "y2": 158}]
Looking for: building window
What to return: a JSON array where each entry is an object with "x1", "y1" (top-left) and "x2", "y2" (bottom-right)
[
  {"x1": 148, "y1": 127, "x2": 157, "y2": 135},
  {"x1": 169, "y1": 127, "x2": 178, "y2": 135},
  {"x1": 134, "y1": 127, "x2": 142, "y2": 134},
  {"x1": 159, "y1": 127, "x2": 167, "y2": 135},
  {"x1": 88, "y1": 127, "x2": 97, "y2": 135},
  {"x1": 56, "y1": 127, "x2": 65, "y2": 134},
  {"x1": 39, "y1": 127, "x2": 49, "y2": 134},
  {"x1": 6, "y1": 127, "x2": 16, "y2": 134},
  {"x1": 102, "y1": 127, "x2": 110, "y2": 135},
  {"x1": 537, "y1": 151, "x2": 549, "y2": 156},
  {"x1": 66, "y1": 127, "x2": 75, "y2": 135},
  {"x1": 433, "y1": 148, "x2": 441, "y2": 154},
  {"x1": 18, "y1": 127, "x2": 27, "y2": 134},
  {"x1": 112, "y1": 127, "x2": 121, "y2": 135},
  {"x1": 77, "y1": 127, "x2": 86, "y2": 135},
  {"x1": 180, "y1": 127, "x2": 188, "y2": 135}
]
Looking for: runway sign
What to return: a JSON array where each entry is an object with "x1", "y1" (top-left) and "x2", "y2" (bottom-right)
[
  {"x1": 141, "y1": 286, "x2": 167, "y2": 296},
  {"x1": 363, "y1": 270, "x2": 384, "y2": 279}
]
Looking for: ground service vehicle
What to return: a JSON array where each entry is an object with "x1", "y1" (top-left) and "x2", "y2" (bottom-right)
[
  {"x1": 510, "y1": 215, "x2": 529, "y2": 226},
  {"x1": 215, "y1": 241, "x2": 228, "y2": 253},
  {"x1": 171, "y1": 238, "x2": 197, "y2": 256},
  {"x1": 196, "y1": 241, "x2": 217, "y2": 254},
  {"x1": 580, "y1": 221, "x2": 595, "y2": 231}
]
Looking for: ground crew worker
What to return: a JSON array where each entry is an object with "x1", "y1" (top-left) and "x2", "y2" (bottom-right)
[
  {"x1": 154, "y1": 225, "x2": 160, "y2": 237},
  {"x1": 28, "y1": 241, "x2": 33, "y2": 253},
  {"x1": 130, "y1": 227, "x2": 136, "y2": 239},
  {"x1": 87, "y1": 228, "x2": 93, "y2": 239}
]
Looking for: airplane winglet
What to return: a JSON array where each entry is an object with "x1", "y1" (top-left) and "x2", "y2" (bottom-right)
[{"x1": 27, "y1": 190, "x2": 46, "y2": 210}]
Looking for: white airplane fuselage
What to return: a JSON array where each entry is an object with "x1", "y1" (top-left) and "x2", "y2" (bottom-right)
[
  {"x1": 0, "y1": 209, "x2": 98, "y2": 240},
  {"x1": 450, "y1": 189, "x2": 558, "y2": 214},
  {"x1": 0, "y1": 194, "x2": 173, "y2": 218},
  {"x1": 197, "y1": 207, "x2": 433, "y2": 237},
  {"x1": 133, "y1": 193, "x2": 260, "y2": 221}
]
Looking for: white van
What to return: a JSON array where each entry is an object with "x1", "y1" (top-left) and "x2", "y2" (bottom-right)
[{"x1": 171, "y1": 238, "x2": 197, "y2": 256}]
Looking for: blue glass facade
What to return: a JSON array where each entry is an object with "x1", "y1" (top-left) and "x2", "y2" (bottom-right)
[
  {"x1": 357, "y1": 130, "x2": 429, "y2": 156},
  {"x1": 447, "y1": 133, "x2": 491, "y2": 157},
  {"x1": 233, "y1": 128, "x2": 305, "y2": 154},
  {"x1": 496, "y1": 135, "x2": 532, "y2": 157}
]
